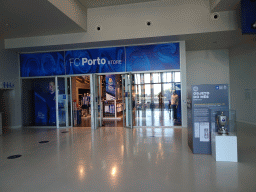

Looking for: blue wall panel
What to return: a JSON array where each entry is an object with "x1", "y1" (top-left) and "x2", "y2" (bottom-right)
[
  {"x1": 126, "y1": 43, "x2": 180, "y2": 72},
  {"x1": 20, "y1": 52, "x2": 65, "y2": 77}
]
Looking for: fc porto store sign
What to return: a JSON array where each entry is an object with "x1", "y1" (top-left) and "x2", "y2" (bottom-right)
[
  {"x1": 20, "y1": 43, "x2": 180, "y2": 77},
  {"x1": 65, "y1": 47, "x2": 125, "y2": 74}
]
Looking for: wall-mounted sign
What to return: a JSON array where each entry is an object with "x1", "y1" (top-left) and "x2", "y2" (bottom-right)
[
  {"x1": 65, "y1": 47, "x2": 125, "y2": 75},
  {"x1": 20, "y1": 43, "x2": 180, "y2": 77}
]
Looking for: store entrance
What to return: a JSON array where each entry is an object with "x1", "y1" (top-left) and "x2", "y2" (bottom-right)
[
  {"x1": 94, "y1": 73, "x2": 134, "y2": 128},
  {"x1": 71, "y1": 75, "x2": 91, "y2": 128},
  {"x1": 92, "y1": 71, "x2": 181, "y2": 129},
  {"x1": 133, "y1": 72, "x2": 182, "y2": 127}
]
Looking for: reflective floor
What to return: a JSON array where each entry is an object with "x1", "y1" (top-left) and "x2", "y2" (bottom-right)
[
  {"x1": 135, "y1": 109, "x2": 181, "y2": 126},
  {"x1": 1, "y1": 122, "x2": 256, "y2": 192},
  {"x1": 77, "y1": 108, "x2": 181, "y2": 128}
]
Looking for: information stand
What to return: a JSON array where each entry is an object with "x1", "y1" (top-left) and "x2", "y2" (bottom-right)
[{"x1": 188, "y1": 84, "x2": 229, "y2": 154}]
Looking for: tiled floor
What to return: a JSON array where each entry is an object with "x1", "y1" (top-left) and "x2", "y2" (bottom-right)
[
  {"x1": 77, "y1": 109, "x2": 181, "y2": 128},
  {"x1": 0, "y1": 122, "x2": 256, "y2": 192},
  {"x1": 135, "y1": 109, "x2": 181, "y2": 126}
]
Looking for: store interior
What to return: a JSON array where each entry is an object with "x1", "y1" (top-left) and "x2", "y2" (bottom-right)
[{"x1": 21, "y1": 72, "x2": 181, "y2": 128}]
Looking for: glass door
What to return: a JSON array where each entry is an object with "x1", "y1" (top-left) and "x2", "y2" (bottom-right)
[
  {"x1": 57, "y1": 77, "x2": 72, "y2": 128},
  {"x1": 91, "y1": 73, "x2": 133, "y2": 129},
  {"x1": 122, "y1": 73, "x2": 133, "y2": 128},
  {"x1": 91, "y1": 74, "x2": 100, "y2": 129}
]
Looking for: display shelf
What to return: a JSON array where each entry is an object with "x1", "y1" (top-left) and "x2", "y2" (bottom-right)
[{"x1": 104, "y1": 100, "x2": 123, "y2": 119}]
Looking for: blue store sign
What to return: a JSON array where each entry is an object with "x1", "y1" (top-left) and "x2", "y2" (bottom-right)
[
  {"x1": 65, "y1": 47, "x2": 125, "y2": 75},
  {"x1": 20, "y1": 43, "x2": 180, "y2": 77}
]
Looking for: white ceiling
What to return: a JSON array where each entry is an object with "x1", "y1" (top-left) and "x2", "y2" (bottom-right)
[
  {"x1": 0, "y1": 0, "x2": 157, "y2": 40},
  {"x1": 78, "y1": 0, "x2": 158, "y2": 8},
  {"x1": 1, "y1": 0, "x2": 255, "y2": 52}
]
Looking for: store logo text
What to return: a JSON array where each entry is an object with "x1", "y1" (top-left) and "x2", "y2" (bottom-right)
[{"x1": 69, "y1": 58, "x2": 122, "y2": 66}]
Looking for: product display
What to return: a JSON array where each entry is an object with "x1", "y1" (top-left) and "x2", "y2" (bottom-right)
[{"x1": 216, "y1": 112, "x2": 228, "y2": 135}]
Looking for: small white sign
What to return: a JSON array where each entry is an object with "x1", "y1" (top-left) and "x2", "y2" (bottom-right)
[
  {"x1": 200, "y1": 122, "x2": 210, "y2": 142},
  {"x1": 194, "y1": 122, "x2": 200, "y2": 138}
]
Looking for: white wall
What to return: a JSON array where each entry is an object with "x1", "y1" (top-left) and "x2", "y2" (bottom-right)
[
  {"x1": 186, "y1": 49, "x2": 230, "y2": 96},
  {"x1": 5, "y1": 0, "x2": 237, "y2": 49},
  {"x1": 0, "y1": 41, "x2": 21, "y2": 129},
  {"x1": 229, "y1": 43, "x2": 256, "y2": 125}
]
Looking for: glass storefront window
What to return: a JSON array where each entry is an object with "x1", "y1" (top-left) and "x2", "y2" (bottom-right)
[
  {"x1": 135, "y1": 74, "x2": 140, "y2": 84},
  {"x1": 144, "y1": 73, "x2": 150, "y2": 84},
  {"x1": 153, "y1": 73, "x2": 161, "y2": 83},
  {"x1": 145, "y1": 84, "x2": 151, "y2": 107},
  {"x1": 162, "y1": 72, "x2": 172, "y2": 83},
  {"x1": 133, "y1": 71, "x2": 181, "y2": 126},
  {"x1": 174, "y1": 72, "x2": 180, "y2": 82}
]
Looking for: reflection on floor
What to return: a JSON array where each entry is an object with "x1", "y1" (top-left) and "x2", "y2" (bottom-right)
[
  {"x1": 1, "y1": 122, "x2": 256, "y2": 191},
  {"x1": 135, "y1": 108, "x2": 181, "y2": 127},
  {"x1": 76, "y1": 115, "x2": 124, "y2": 127},
  {"x1": 75, "y1": 108, "x2": 181, "y2": 128},
  {"x1": 78, "y1": 116, "x2": 91, "y2": 127}
]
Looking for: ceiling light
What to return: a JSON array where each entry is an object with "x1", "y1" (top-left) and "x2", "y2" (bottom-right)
[{"x1": 252, "y1": 22, "x2": 256, "y2": 29}]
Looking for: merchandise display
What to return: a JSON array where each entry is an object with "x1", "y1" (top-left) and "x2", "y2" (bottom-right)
[{"x1": 216, "y1": 111, "x2": 228, "y2": 134}]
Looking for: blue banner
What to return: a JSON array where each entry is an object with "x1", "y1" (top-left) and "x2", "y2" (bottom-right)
[
  {"x1": 126, "y1": 43, "x2": 180, "y2": 72},
  {"x1": 106, "y1": 75, "x2": 116, "y2": 97},
  {"x1": 20, "y1": 52, "x2": 65, "y2": 77},
  {"x1": 65, "y1": 47, "x2": 125, "y2": 75},
  {"x1": 20, "y1": 43, "x2": 180, "y2": 77}
]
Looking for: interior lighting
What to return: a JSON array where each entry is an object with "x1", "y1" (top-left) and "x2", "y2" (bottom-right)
[
  {"x1": 252, "y1": 21, "x2": 256, "y2": 29},
  {"x1": 111, "y1": 166, "x2": 117, "y2": 176}
]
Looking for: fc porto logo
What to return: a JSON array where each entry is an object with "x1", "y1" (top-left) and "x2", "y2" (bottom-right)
[{"x1": 193, "y1": 86, "x2": 198, "y2": 92}]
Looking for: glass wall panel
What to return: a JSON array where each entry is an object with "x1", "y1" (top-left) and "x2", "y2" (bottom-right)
[
  {"x1": 153, "y1": 84, "x2": 161, "y2": 108},
  {"x1": 174, "y1": 72, "x2": 180, "y2": 82},
  {"x1": 144, "y1": 73, "x2": 150, "y2": 83},
  {"x1": 162, "y1": 72, "x2": 172, "y2": 83},
  {"x1": 153, "y1": 73, "x2": 161, "y2": 83},
  {"x1": 145, "y1": 84, "x2": 151, "y2": 108},
  {"x1": 163, "y1": 83, "x2": 173, "y2": 109},
  {"x1": 133, "y1": 71, "x2": 181, "y2": 127}
]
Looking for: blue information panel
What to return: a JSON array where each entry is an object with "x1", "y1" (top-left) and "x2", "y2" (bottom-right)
[
  {"x1": 20, "y1": 52, "x2": 65, "y2": 77},
  {"x1": 126, "y1": 43, "x2": 180, "y2": 72},
  {"x1": 65, "y1": 47, "x2": 125, "y2": 75},
  {"x1": 188, "y1": 84, "x2": 229, "y2": 154}
]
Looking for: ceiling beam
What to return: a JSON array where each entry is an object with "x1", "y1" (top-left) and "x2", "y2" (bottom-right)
[
  {"x1": 210, "y1": 0, "x2": 240, "y2": 12},
  {"x1": 47, "y1": 0, "x2": 87, "y2": 31}
]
